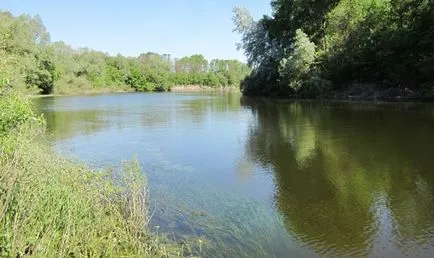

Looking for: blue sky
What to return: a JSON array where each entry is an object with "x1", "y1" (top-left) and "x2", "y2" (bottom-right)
[{"x1": 2, "y1": 0, "x2": 271, "y2": 61}]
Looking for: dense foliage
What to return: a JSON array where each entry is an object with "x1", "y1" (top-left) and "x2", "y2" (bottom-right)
[
  {"x1": 233, "y1": 0, "x2": 434, "y2": 97},
  {"x1": 0, "y1": 10, "x2": 250, "y2": 95}
]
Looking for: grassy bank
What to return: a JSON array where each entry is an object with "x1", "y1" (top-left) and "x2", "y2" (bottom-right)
[
  {"x1": 29, "y1": 84, "x2": 240, "y2": 97},
  {"x1": 29, "y1": 89, "x2": 135, "y2": 99},
  {"x1": 53, "y1": 86, "x2": 135, "y2": 96},
  {"x1": 0, "y1": 93, "x2": 183, "y2": 257},
  {"x1": 170, "y1": 85, "x2": 240, "y2": 92}
]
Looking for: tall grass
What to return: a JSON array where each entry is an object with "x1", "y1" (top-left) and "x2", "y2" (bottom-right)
[{"x1": 0, "y1": 92, "x2": 183, "y2": 257}]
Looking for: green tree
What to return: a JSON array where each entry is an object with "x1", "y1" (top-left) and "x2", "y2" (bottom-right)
[
  {"x1": 234, "y1": 0, "x2": 434, "y2": 98},
  {"x1": 1, "y1": 10, "x2": 250, "y2": 95},
  {"x1": 25, "y1": 49, "x2": 58, "y2": 94},
  {"x1": 279, "y1": 29, "x2": 316, "y2": 92}
]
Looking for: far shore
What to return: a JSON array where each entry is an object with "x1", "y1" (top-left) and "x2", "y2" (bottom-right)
[
  {"x1": 28, "y1": 85, "x2": 240, "y2": 98},
  {"x1": 170, "y1": 85, "x2": 240, "y2": 92},
  {"x1": 28, "y1": 88, "x2": 135, "y2": 98},
  {"x1": 27, "y1": 83, "x2": 434, "y2": 103}
]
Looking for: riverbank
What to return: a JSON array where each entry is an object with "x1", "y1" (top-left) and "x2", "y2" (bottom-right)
[
  {"x1": 28, "y1": 85, "x2": 240, "y2": 98},
  {"x1": 170, "y1": 85, "x2": 239, "y2": 92},
  {"x1": 29, "y1": 87, "x2": 136, "y2": 98},
  {"x1": 0, "y1": 93, "x2": 185, "y2": 257},
  {"x1": 249, "y1": 82, "x2": 434, "y2": 103},
  {"x1": 324, "y1": 83, "x2": 434, "y2": 102}
]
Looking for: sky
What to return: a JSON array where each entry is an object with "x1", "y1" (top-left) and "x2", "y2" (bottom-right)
[{"x1": 2, "y1": 0, "x2": 272, "y2": 61}]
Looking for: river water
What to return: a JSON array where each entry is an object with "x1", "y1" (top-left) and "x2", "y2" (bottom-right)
[{"x1": 34, "y1": 92, "x2": 434, "y2": 257}]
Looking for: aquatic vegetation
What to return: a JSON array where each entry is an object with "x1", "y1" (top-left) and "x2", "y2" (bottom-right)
[{"x1": 0, "y1": 93, "x2": 184, "y2": 257}]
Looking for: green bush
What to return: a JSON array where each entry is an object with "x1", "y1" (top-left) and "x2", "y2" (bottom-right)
[
  {"x1": 421, "y1": 82, "x2": 434, "y2": 97},
  {"x1": 0, "y1": 93, "x2": 36, "y2": 135}
]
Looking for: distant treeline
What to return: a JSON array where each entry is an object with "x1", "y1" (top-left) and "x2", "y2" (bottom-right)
[
  {"x1": 233, "y1": 0, "x2": 434, "y2": 97},
  {"x1": 0, "y1": 10, "x2": 250, "y2": 95}
]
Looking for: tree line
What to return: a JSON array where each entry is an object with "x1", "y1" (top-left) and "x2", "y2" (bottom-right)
[
  {"x1": 0, "y1": 10, "x2": 250, "y2": 95},
  {"x1": 233, "y1": 0, "x2": 434, "y2": 97}
]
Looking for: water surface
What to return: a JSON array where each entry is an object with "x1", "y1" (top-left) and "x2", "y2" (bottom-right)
[{"x1": 34, "y1": 93, "x2": 434, "y2": 257}]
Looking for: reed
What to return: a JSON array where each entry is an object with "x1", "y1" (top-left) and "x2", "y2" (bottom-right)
[{"x1": 0, "y1": 93, "x2": 183, "y2": 257}]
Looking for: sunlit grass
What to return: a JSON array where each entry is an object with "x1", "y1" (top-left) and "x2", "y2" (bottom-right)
[{"x1": 0, "y1": 93, "x2": 185, "y2": 257}]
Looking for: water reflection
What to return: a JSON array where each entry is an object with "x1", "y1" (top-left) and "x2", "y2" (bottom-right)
[
  {"x1": 34, "y1": 93, "x2": 434, "y2": 257},
  {"x1": 241, "y1": 98, "x2": 434, "y2": 256},
  {"x1": 33, "y1": 93, "x2": 243, "y2": 142},
  {"x1": 33, "y1": 97, "x2": 110, "y2": 140}
]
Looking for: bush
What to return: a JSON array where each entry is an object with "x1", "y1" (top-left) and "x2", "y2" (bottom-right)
[
  {"x1": 0, "y1": 93, "x2": 34, "y2": 134},
  {"x1": 54, "y1": 74, "x2": 93, "y2": 94},
  {"x1": 421, "y1": 82, "x2": 434, "y2": 97}
]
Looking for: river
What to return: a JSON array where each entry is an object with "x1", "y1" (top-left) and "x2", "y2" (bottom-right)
[{"x1": 34, "y1": 92, "x2": 434, "y2": 257}]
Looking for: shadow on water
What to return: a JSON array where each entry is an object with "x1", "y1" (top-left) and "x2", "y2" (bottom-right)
[{"x1": 241, "y1": 98, "x2": 434, "y2": 257}]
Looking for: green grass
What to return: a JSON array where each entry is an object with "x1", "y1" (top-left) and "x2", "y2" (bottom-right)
[
  {"x1": 0, "y1": 93, "x2": 185, "y2": 257},
  {"x1": 52, "y1": 75, "x2": 135, "y2": 96}
]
